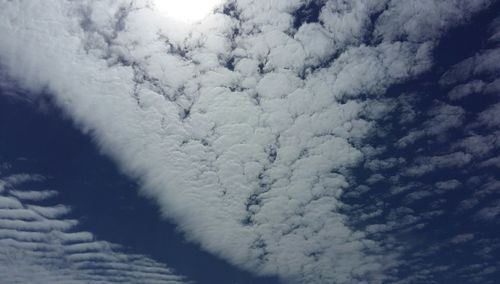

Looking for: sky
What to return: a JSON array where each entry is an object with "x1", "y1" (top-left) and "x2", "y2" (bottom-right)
[{"x1": 0, "y1": 0, "x2": 499, "y2": 283}]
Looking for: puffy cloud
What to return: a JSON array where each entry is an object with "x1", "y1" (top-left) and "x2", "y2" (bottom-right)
[
  {"x1": 354, "y1": 7, "x2": 500, "y2": 282},
  {"x1": 0, "y1": 0, "x2": 497, "y2": 283}
]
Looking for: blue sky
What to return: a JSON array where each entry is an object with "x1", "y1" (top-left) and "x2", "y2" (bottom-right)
[{"x1": 1, "y1": 0, "x2": 500, "y2": 283}]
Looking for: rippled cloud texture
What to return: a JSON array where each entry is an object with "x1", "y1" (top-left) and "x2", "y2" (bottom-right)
[
  {"x1": 0, "y1": 164, "x2": 187, "y2": 283},
  {"x1": 0, "y1": 0, "x2": 499, "y2": 283}
]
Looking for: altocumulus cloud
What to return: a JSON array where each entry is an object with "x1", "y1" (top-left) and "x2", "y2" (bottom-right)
[
  {"x1": 0, "y1": 0, "x2": 498, "y2": 283},
  {"x1": 0, "y1": 163, "x2": 188, "y2": 284}
]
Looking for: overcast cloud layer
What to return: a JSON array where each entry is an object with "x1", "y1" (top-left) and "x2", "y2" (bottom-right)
[{"x1": 0, "y1": 0, "x2": 499, "y2": 283}]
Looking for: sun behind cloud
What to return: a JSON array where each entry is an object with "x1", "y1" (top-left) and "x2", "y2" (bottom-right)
[{"x1": 152, "y1": 0, "x2": 226, "y2": 23}]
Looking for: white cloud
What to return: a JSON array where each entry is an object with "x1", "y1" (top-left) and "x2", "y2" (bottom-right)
[
  {"x1": 374, "y1": 0, "x2": 492, "y2": 42},
  {"x1": 0, "y1": 169, "x2": 187, "y2": 284},
  {"x1": 448, "y1": 80, "x2": 487, "y2": 100},
  {"x1": 0, "y1": 0, "x2": 496, "y2": 283},
  {"x1": 9, "y1": 190, "x2": 58, "y2": 201},
  {"x1": 435, "y1": 179, "x2": 462, "y2": 191},
  {"x1": 440, "y1": 48, "x2": 500, "y2": 86},
  {"x1": 404, "y1": 151, "x2": 473, "y2": 177},
  {"x1": 396, "y1": 103, "x2": 465, "y2": 148},
  {"x1": 450, "y1": 233, "x2": 475, "y2": 244},
  {"x1": 475, "y1": 200, "x2": 500, "y2": 221}
]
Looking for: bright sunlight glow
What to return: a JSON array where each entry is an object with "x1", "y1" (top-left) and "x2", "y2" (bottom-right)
[{"x1": 153, "y1": 0, "x2": 225, "y2": 23}]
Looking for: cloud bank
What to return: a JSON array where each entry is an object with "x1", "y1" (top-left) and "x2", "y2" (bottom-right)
[{"x1": 0, "y1": 0, "x2": 498, "y2": 283}]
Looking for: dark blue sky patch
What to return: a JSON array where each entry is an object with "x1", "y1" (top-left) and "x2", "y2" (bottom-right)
[
  {"x1": 433, "y1": 1, "x2": 500, "y2": 70},
  {"x1": 293, "y1": 0, "x2": 325, "y2": 29}
]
